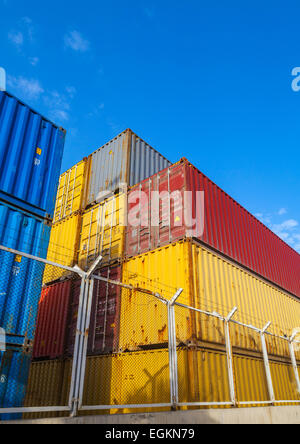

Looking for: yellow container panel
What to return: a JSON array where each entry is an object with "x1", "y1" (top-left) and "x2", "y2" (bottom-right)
[
  {"x1": 53, "y1": 158, "x2": 90, "y2": 223},
  {"x1": 270, "y1": 362, "x2": 300, "y2": 403},
  {"x1": 177, "y1": 349, "x2": 231, "y2": 405},
  {"x1": 43, "y1": 213, "x2": 82, "y2": 284},
  {"x1": 24, "y1": 348, "x2": 300, "y2": 419},
  {"x1": 23, "y1": 360, "x2": 71, "y2": 419},
  {"x1": 233, "y1": 354, "x2": 269, "y2": 405},
  {"x1": 78, "y1": 194, "x2": 126, "y2": 270},
  {"x1": 120, "y1": 240, "x2": 300, "y2": 354},
  {"x1": 82, "y1": 355, "x2": 115, "y2": 414},
  {"x1": 82, "y1": 350, "x2": 170, "y2": 415},
  {"x1": 190, "y1": 242, "x2": 300, "y2": 352},
  {"x1": 120, "y1": 242, "x2": 193, "y2": 351},
  {"x1": 295, "y1": 344, "x2": 300, "y2": 363}
]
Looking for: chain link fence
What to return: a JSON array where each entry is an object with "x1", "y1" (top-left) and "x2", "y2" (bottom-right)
[{"x1": 0, "y1": 244, "x2": 300, "y2": 421}]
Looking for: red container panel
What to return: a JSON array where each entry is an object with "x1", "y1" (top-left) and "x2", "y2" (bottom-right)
[
  {"x1": 126, "y1": 159, "x2": 300, "y2": 299},
  {"x1": 66, "y1": 266, "x2": 122, "y2": 356},
  {"x1": 33, "y1": 281, "x2": 72, "y2": 359},
  {"x1": 88, "y1": 267, "x2": 121, "y2": 355}
]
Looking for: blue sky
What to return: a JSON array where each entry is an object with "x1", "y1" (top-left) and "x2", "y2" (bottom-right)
[{"x1": 1, "y1": 0, "x2": 300, "y2": 252}]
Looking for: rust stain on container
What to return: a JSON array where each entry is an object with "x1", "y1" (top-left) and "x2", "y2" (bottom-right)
[{"x1": 120, "y1": 239, "x2": 300, "y2": 353}]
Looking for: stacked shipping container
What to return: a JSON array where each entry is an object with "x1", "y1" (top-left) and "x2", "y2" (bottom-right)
[
  {"x1": 29, "y1": 131, "x2": 300, "y2": 414},
  {"x1": 0, "y1": 90, "x2": 65, "y2": 416},
  {"x1": 32, "y1": 129, "x2": 171, "y2": 359},
  {"x1": 126, "y1": 158, "x2": 300, "y2": 299}
]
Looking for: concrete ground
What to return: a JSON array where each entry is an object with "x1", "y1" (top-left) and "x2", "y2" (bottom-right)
[{"x1": 2, "y1": 406, "x2": 300, "y2": 424}]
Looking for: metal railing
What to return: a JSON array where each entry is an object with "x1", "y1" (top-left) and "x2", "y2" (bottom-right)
[{"x1": 0, "y1": 245, "x2": 299, "y2": 418}]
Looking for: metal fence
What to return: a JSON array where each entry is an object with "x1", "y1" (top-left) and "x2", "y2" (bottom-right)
[{"x1": 0, "y1": 245, "x2": 300, "y2": 420}]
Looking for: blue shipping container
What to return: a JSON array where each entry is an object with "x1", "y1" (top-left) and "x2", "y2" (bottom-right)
[
  {"x1": 0, "y1": 203, "x2": 51, "y2": 340},
  {"x1": 0, "y1": 203, "x2": 51, "y2": 417},
  {"x1": 0, "y1": 91, "x2": 66, "y2": 219},
  {"x1": 0, "y1": 350, "x2": 31, "y2": 420}
]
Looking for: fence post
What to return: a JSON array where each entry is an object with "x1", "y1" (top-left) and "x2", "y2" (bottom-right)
[
  {"x1": 69, "y1": 256, "x2": 102, "y2": 417},
  {"x1": 260, "y1": 322, "x2": 275, "y2": 404},
  {"x1": 168, "y1": 289, "x2": 183, "y2": 409},
  {"x1": 78, "y1": 278, "x2": 95, "y2": 409},
  {"x1": 69, "y1": 277, "x2": 88, "y2": 417},
  {"x1": 289, "y1": 333, "x2": 300, "y2": 396},
  {"x1": 225, "y1": 307, "x2": 238, "y2": 406}
]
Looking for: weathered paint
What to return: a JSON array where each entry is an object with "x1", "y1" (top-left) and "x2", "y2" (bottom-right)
[
  {"x1": 65, "y1": 267, "x2": 122, "y2": 357},
  {"x1": 53, "y1": 158, "x2": 90, "y2": 223},
  {"x1": 88, "y1": 267, "x2": 122, "y2": 355},
  {"x1": 87, "y1": 129, "x2": 170, "y2": 206},
  {"x1": 126, "y1": 158, "x2": 300, "y2": 300},
  {"x1": 43, "y1": 213, "x2": 82, "y2": 284},
  {"x1": 120, "y1": 239, "x2": 300, "y2": 353},
  {"x1": 78, "y1": 194, "x2": 126, "y2": 270},
  {"x1": 0, "y1": 203, "x2": 51, "y2": 339},
  {"x1": 0, "y1": 91, "x2": 65, "y2": 219},
  {"x1": 270, "y1": 361, "x2": 300, "y2": 403},
  {"x1": 33, "y1": 281, "x2": 73, "y2": 359}
]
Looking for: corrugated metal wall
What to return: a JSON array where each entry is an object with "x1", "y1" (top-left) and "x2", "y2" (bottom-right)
[
  {"x1": 33, "y1": 281, "x2": 73, "y2": 360},
  {"x1": 87, "y1": 132, "x2": 129, "y2": 205},
  {"x1": 24, "y1": 348, "x2": 300, "y2": 419},
  {"x1": 129, "y1": 131, "x2": 171, "y2": 187},
  {"x1": 78, "y1": 194, "x2": 126, "y2": 270},
  {"x1": 87, "y1": 129, "x2": 171, "y2": 206},
  {"x1": 53, "y1": 159, "x2": 90, "y2": 223},
  {"x1": 88, "y1": 267, "x2": 122, "y2": 355},
  {"x1": 0, "y1": 203, "x2": 51, "y2": 339},
  {"x1": 0, "y1": 350, "x2": 31, "y2": 418},
  {"x1": 0, "y1": 91, "x2": 65, "y2": 219},
  {"x1": 185, "y1": 160, "x2": 300, "y2": 301},
  {"x1": 43, "y1": 213, "x2": 82, "y2": 284},
  {"x1": 24, "y1": 359, "x2": 71, "y2": 419},
  {"x1": 126, "y1": 159, "x2": 300, "y2": 300},
  {"x1": 120, "y1": 239, "x2": 300, "y2": 352}
]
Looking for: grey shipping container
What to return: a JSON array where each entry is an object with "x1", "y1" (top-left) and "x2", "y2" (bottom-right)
[{"x1": 87, "y1": 129, "x2": 171, "y2": 205}]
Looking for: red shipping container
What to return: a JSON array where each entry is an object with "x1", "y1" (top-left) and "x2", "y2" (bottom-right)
[
  {"x1": 33, "y1": 281, "x2": 72, "y2": 359},
  {"x1": 66, "y1": 266, "x2": 122, "y2": 356},
  {"x1": 126, "y1": 158, "x2": 300, "y2": 299}
]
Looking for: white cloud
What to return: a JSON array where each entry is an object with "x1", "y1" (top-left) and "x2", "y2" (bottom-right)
[
  {"x1": 43, "y1": 91, "x2": 71, "y2": 121},
  {"x1": 278, "y1": 208, "x2": 287, "y2": 216},
  {"x1": 66, "y1": 86, "x2": 76, "y2": 98},
  {"x1": 49, "y1": 109, "x2": 69, "y2": 122},
  {"x1": 8, "y1": 31, "x2": 24, "y2": 47},
  {"x1": 22, "y1": 16, "x2": 34, "y2": 42},
  {"x1": 255, "y1": 213, "x2": 272, "y2": 225},
  {"x1": 29, "y1": 57, "x2": 39, "y2": 66},
  {"x1": 87, "y1": 103, "x2": 105, "y2": 118},
  {"x1": 256, "y1": 211, "x2": 300, "y2": 253},
  {"x1": 64, "y1": 31, "x2": 90, "y2": 52},
  {"x1": 273, "y1": 219, "x2": 299, "y2": 231},
  {"x1": 7, "y1": 75, "x2": 44, "y2": 100},
  {"x1": 7, "y1": 73, "x2": 75, "y2": 124}
]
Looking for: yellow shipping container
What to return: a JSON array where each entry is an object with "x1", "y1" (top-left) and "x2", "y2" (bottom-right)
[
  {"x1": 53, "y1": 158, "x2": 91, "y2": 223},
  {"x1": 120, "y1": 239, "x2": 300, "y2": 354},
  {"x1": 24, "y1": 348, "x2": 300, "y2": 419},
  {"x1": 78, "y1": 193, "x2": 126, "y2": 270},
  {"x1": 24, "y1": 360, "x2": 72, "y2": 419},
  {"x1": 43, "y1": 213, "x2": 82, "y2": 284}
]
